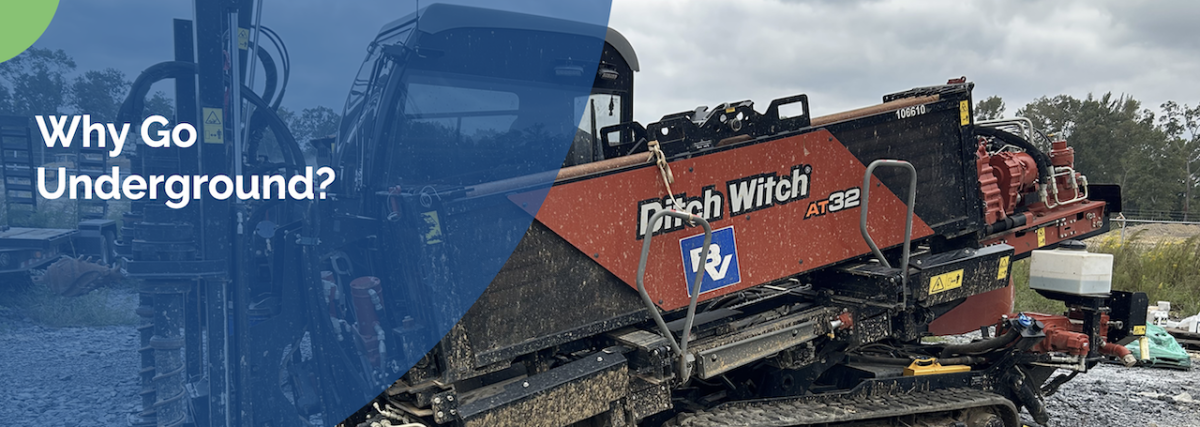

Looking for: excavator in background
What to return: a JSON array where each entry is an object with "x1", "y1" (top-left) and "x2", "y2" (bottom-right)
[{"x1": 83, "y1": 3, "x2": 1145, "y2": 427}]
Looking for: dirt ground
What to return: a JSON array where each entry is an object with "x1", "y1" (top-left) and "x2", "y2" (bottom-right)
[{"x1": 1101, "y1": 222, "x2": 1200, "y2": 244}]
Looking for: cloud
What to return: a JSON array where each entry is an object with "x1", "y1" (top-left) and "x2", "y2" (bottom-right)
[{"x1": 610, "y1": 0, "x2": 1200, "y2": 123}]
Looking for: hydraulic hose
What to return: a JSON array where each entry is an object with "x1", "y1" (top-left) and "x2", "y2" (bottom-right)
[
  {"x1": 973, "y1": 126, "x2": 1053, "y2": 188},
  {"x1": 939, "y1": 327, "x2": 1020, "y2": 358},
  {"x1": 117, "y1": 60, "x2": 304, "y2": 169}
]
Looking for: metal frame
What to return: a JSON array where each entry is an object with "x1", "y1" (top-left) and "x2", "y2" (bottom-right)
[
  {"x1": 636, "y1": 209, "x2": 711, "y2": 382},
  {"x1": 859, "y1": 159, "x2": 916, "y2": 290}
]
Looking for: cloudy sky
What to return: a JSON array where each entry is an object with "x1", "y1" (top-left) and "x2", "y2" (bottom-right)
[
  {"x1": 611, "y1": 0, "x2": 1200, "y2": 123},
  {"x1": 28, "y1": 0, "x2": 1200, "y2": 125}
]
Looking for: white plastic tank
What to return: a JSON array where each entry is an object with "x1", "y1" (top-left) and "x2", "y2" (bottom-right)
[{"x1": 1028, "y1": 240, "x2": 1113, "y2": 295}]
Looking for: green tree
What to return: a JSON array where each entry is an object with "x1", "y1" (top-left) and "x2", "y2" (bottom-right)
[
  {"x1": 1018, "y1": 93, "x2": 1173, "y2": 214},
  {"x1": 1016, "y1": 95, "x2": 1081, "y2": 141},
  {"x1": 1159, "y1": 101, "x2": 1200, "y2": 219},
  {"x1": 142, "y1": 91, "x2": 176, "y2": 121},
  {"x1": 70, "y1": 68, "x2": 129, "y2": 122},
  {"x1": 0, "y1": 47, "x2": 76, "y2": 117},
  {"x1": 289, "y1": 106, "x2": 340, "y2": 143},
  {"x1": 974, "y1": 96, "x2": 1005, "y2": 121}
]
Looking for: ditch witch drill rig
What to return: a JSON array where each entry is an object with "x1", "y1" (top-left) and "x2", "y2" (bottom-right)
[
  {"x1": 115, "y1": 3, "x2": 1144, "y2": 427},
  {"x1": 334, "y1": 6, "x2": 1146, "y2": 427}
]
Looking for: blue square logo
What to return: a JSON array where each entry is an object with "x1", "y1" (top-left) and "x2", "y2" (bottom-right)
[{"x1": 679, "y1": 226, "x2": 741, "y2": 296}]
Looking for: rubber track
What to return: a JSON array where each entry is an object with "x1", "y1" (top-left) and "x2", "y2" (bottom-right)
[{"x1": 674, "y1": 388, "x2": 1016, "y2": 427}]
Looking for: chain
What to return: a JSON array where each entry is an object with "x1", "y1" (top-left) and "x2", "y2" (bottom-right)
[{"x1": 647, "y1": 140, "x2": 691, "y2": 224}]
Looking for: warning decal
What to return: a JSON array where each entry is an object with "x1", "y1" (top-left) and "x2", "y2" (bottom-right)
[
  {"x1": 929, "y1": 269, "x2": 964, "y2": 295},
  {"x1": 238, "y1": 28, "x2": 249, "y2": 50},
  {"x1": 421, "y1": 211, "x2": 443, "y2": 245},
  {"x1": 203, "y1": 107, "x2": 223, "y2": 144},
  {"x1": 997, "y1": 256, "x2": 1010, "y2": 280}
]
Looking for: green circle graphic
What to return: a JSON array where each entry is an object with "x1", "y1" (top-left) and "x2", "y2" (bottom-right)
[{"x1": 0, "y1": 1, "x2": 60, "y2": 63}]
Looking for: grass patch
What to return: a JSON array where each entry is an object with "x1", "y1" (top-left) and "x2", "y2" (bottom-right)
[
  {"x1": 1094, "y1": 232, "x2": 1200, "y2": 317},
  {"x1": 1012, "y1": 231, "x2": 1200, "y2": 317},
  {"x1": 0, "y1": 276, "x2": 137, "y2": 328}
]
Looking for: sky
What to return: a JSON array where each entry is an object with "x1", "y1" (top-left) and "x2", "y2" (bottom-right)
[
  {"x1": 26, "y1": 0, "x2": 1200, "y2": 125},
  {"x1": 610, "y1": 0, "x2": 1200, "y2": 123}
]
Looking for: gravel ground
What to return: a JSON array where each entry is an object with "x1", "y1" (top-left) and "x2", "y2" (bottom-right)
[
  {"x1": 0, "y1": 317, "x2": 141, "y2": 426},
  {"x1": 2, "y1": 311, "x2": 1199, "y2": 427},
  {"x1": 1033, "y1": 360, "x2": 1200, "y2": 427}
]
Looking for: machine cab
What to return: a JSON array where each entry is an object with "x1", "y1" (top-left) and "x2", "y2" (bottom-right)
[{"x1": 334, "y1": 4, "x2": 639, "y2": 196}]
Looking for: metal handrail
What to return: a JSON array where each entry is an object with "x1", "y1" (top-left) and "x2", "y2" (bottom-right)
[
  {"x1": 635, "y1": 209, "x2": 712, "y2": 382},
  {"x1": 859, "y1": 160, "x2": 917, "y2": 293}
]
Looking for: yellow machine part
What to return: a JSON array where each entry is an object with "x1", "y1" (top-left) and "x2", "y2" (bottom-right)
[{"x1": 903, "y1": 358, "x2": 971, "y2": 376}]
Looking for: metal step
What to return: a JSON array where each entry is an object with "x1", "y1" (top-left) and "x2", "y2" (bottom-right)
[{"x1": 0, "y1": 115, "x2": 38, "y2": 211}]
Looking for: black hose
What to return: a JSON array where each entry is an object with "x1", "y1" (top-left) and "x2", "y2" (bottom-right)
[
  {"x1": 257, "y1": 25, "x2": 290, "y2": 110},
  {"x1": 939, "y1": 327, "x2": 1019, "y2": 358},
  {"x1": 973, "y1": 126, "x2": 1053, "y2": 187},
  {"x1": 253, "y1": 46, "x2": 279, "y2": 108},
  {"x1": 847, "y1": 355, "x2": 985, "y2": 366},
  {"x1": 241, "y1": 85, "x2": 306, "y2": 168},
  {"x1": 117, "y1": 60, "x2": 304, "y2": 169},
  {"x1": 117, "y1": 61, "x2": 196, "y2": 125},
  {"x1": 984, "y1": 213, "x2": 1028, "y2": 235}
]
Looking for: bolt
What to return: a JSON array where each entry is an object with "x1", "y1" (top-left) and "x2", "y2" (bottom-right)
[
  {"x1": 597, "y1": 356, "x2": 604, "y2": 362},
  {"x1": 447, "y1": 395, "x2": 454, "y2": 402},
  {"x1": 434, "y1": 397, "x2": 442, "y2": 405},
  {"x1": 523, "y1": 381, "x2": 530, "y2": 388},
  {"x1": 437, "y1": 411, "x2": 444, "y2": 419}
]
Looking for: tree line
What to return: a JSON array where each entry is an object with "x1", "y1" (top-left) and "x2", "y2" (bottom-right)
[{"x1": 975, "y1": 94, "x2": 1200, "y2": 221}]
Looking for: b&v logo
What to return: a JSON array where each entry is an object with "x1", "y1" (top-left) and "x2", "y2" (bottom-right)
[{"x1": 679, "y1": 226, "x2": 741, "y2": 295}]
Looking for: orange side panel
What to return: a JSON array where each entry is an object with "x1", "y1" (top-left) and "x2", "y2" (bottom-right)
[{"x1": 531, "y1": 129, "x2": 934, "y2": 311}]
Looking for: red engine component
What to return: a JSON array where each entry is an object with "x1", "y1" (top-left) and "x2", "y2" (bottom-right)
[
  {"x1": 989, "y1": 151, "x2": 1038, "y2": 214},
  {"x1": 1049, "y1": 140, "x2": 1074, "y2": 167},
  {"x1": 1011, "y1": 312, "x2": 1131, "y2": 363},
  {"x1": 1014, "y1": 313, "x2": 1089, "y2": 355},
  {"x1": 976, "y1": 141, "x2": 1040, "y2": 221},
  {"x1": 350, "y1": 276, "x2": 386, "y2": 367},
  {"x1": 976, "y1": 143, "x2": 1006, "y2": 223}
]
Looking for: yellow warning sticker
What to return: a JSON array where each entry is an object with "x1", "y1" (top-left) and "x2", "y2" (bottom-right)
[
  {"x1": 997, "y1": 256, "x2": 1010, "y2": 280},
  {"x1": 929, "y1": 269, "x2": 964, "y2": 295},
  {"x1": 1036, "y1": 228, "x2": 1046, "y2": 247},
  {"x1": 1133, "y1": 325, "x2": 1146, "y2": 335},
  {"x1": 422, "y1": 211, "x2": 443, "y2": 244},
  {"x1": 959, "y1": 100, "x2": 970, "y2": 125},
  {"x1": 238, "y1": 28, "x2": 249, "y2": 50},
  {"x1": 202, "y1": 107, "x2": 224, "y2": 144}
]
